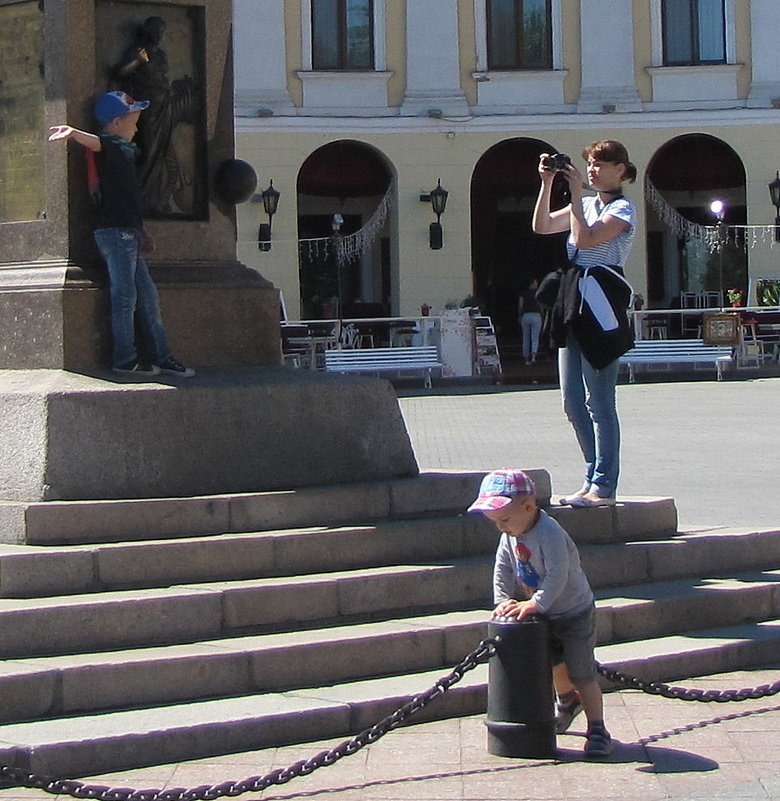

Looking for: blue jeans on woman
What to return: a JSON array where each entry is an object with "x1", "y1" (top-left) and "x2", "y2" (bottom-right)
[
  {"x1": 558, "y1": 329, "x2": 621, "y2": 498},
  {"x1": 94, "y1": 228, "x2": 171, "y2": 368},
  {"x1": 521, "y1": 312, "x2": 542, "y2": 360}
]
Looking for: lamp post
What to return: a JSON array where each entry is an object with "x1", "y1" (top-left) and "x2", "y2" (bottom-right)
[
  {"x1": 258, "y1": 180, "x2": 280, "y2": 251},
  {"x1": 331, "y1": 213, "x2": 344, "y2": 320},
  {"x1": 710, "y1": 199, "x2": 726, "y2": 309},
  {"x1": 769, "y1": 172, "x2": 780, "y2": 243}
]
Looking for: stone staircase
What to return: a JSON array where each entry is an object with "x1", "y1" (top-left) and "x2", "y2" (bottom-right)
[{"x1": 1, "y1": 470, "x2": 779, "y2": 778}]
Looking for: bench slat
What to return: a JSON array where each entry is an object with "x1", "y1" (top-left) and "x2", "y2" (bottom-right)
[
  {"x1": 619, "y1": 339, "x2": 733, "y2": 382},
  {"x1": 324, "y1": 346, "x2": 442, "y2": 388}
]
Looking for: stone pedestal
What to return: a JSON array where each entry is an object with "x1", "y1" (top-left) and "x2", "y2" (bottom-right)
[{"x1": 0, "y1": 369, "x2": 418, "y2": 503}]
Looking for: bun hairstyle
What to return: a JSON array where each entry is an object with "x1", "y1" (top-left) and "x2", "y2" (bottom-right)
[{"x1": 582, "y1": 140, "x2": 637, "y2": 184}]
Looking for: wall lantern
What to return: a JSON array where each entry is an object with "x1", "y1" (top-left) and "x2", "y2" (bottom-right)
[
  {"x1": 769, "y1": 172, "x2": 780, "y2": 242},
  {"x1": 420, "y1": 179, "x2": 449, "y2": 249},
  {"x1": 256, "y1": 180, "x2": 280, "y2": 251}
]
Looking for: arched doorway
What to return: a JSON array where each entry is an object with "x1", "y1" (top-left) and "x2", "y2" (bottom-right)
[
  {"x1": 471, "y1": 138, "x2": 569, "y2": 343},
  {"x1": 297, "y1": 141, "x2": 394, "y2": 319},
  {"x1": 645, "y1": 134, "x2": 747, "y2": 308}
]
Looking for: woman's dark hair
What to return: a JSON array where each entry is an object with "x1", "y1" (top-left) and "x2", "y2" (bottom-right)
[{"x1": 582, "y1": 140, "x2": 637, "y2": 184}]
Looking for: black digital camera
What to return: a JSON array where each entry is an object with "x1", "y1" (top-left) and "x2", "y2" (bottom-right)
[{"x1": 543, "y1": 153, "x2": 572, "y2": 171}]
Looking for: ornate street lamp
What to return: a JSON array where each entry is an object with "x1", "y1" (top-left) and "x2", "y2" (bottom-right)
[
  {"x1": 421, "y1": 179, "x2": 449, "y2": 249},
  {"x1": 257, "y1": 180, "x2": 280, "y2": 251}
]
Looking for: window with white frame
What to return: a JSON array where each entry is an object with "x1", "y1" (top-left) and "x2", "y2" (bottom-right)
[
  {"x1": 311, "y1": 0, "x2": 374, "y2": 70},
  {"x1": 662, "y1": 0, "x2": 725, "y2": 66},
  {"x1": 486, "y1": 0, "x2": 552, "y2": 70}
]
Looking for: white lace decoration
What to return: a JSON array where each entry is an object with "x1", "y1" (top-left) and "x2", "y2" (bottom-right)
[
  {"x1": 298, "y1": 182, "x2": 393, "y2": 264},
  {"x1": 645, "y1": 178, "x2": 778, "y2": 252}
]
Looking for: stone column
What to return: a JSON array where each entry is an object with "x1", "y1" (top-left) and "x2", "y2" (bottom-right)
[
  {"x1": 233, "y1": 0, "x2": 294, "y2": 116},
  {"x1": 577, "y1": 0, "x2": 641, "y2": 113},
  {"x1": 747, "y1": 0, "x2": 780, "y2": 107},
  {"x1": 401, "y1": 0, "x2": 469, "y2": 116}
]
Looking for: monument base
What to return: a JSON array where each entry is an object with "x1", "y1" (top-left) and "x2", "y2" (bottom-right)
[
  {"x1": 0, "y1": 262, "x2": 281, "y2": 372},
  {"x1": 0, "y1": 368, "x2": 418, "y2": 504}
]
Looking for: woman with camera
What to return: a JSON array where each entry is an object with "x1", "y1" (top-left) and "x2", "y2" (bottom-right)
[{"x1": 532, "y1": 140, "x2": 637, "y2": 507}]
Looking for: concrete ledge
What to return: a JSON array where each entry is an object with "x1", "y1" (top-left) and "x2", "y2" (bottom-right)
[
  {"x1": 0, "y1": 368, "x2": 418, "y2": 506},
  {"x1": 1, "y1": 470, "x2": 554, "y2": 546}
]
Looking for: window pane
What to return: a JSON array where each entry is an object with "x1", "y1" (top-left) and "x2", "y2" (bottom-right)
[
  {"x1": 521, "y1": 0, "x2": 551, "y2": 68},
  {"x1": 697, "y1": 0, "x2": 725, "y2": 62},
  {"x1": 312, "y1": 0, "x2": 340, "y2": 69},
  {"x1": 487, "y1": 0, "x2": 519, "y2": 69},
  {"x1": 663, "y1": 0, "x2": 694, "y2": 65},
  {"x1": 345, "y1": 0, "x2": 373, "y2": 68}
]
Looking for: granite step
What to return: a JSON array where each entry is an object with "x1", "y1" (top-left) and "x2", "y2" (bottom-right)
[
  {"x1": 0, "y1": 561, "x2": 493, "y2": 658},
  {"x1": 0, "y1": 497, "x2": 680, "y2": 599},
  {"x1": 1, "y1": 528, "x2": 778, "y2": 657},
  {"x1": 1, "y1": 570, "x2": 778, "y2": 725},
  {"x1": 0, "y1": 472, "x2": 510, "y2": 546},
  {"x1": 1, "y1": 618, "x2": 778, "y2": 778},
  {"x1": 1, "y1": 473, "x2": 679, "y2": 549}
]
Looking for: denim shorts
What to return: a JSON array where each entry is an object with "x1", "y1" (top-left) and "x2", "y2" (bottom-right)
[{"x1": 549, "y1": 603, "x2": 597, "y2": 684}]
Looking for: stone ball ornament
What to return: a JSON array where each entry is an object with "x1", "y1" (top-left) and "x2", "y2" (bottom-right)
[{"x1": 214, "y1": 159, "x2": 258, "y2": 204}]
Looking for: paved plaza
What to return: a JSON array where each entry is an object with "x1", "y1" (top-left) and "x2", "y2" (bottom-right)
[
  {"x1": 398, "y1": 376, "x2": 780, "y2": 532},
  {"x1": 1, "y1": 377, "x2": 778, "y2": 801}
]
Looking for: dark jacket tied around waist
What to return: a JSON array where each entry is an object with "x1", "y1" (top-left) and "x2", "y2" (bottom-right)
[{"x1": 549, "y1": 262, "x2": 634, "y2": 370}]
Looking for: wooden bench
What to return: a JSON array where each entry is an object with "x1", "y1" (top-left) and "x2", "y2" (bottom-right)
[
  {"x1": 619, "y1": 339, "x2": 734, "y2": 382},
  {"x1": 325, "y1": 346, "x2": 442, "y2": 388}
]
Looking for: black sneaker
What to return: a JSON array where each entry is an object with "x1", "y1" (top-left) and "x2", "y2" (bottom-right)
[
  {"x1": 156, "y1": 356, "x2": 195, "y2": 377},
  {"x1": 584, "y1": 726, "x2": 613, "y2": 758},
  {"x1": 112, "y1": 360, "x2": 161, "y2": 376}
]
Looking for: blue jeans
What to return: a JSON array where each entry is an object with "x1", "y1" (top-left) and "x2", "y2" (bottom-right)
[
  {"x1": 94, "y1": 228, "x2": 170, "y2": 367},
  {"x1": 558, "y1": 330, "x2": 621, "y2": 497},
  {"x1": 521, "y1": 312, "x2": 542, "y2": 358}
]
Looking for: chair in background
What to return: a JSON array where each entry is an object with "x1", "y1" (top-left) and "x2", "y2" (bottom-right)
[{"x1": 644, "y1": 314, "x2": 669, "y2": 339}]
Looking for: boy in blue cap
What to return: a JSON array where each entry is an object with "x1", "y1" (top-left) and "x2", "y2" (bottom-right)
[
  {"x1": 48, "y1": 91, "x2": 194, "y2": 377},
  {"x1": 468, "y1": 469, "x2": 611, "y2": 757}
]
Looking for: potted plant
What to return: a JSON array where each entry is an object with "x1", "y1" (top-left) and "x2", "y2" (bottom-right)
[{"x1": 727, "y1": 288, "x2": 743, "y2": 307}]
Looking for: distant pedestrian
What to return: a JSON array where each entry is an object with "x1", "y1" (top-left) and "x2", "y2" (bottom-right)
[
  {"x1": 518, "y1": 279, "x2": 542, "y2": 364},
  {"x1": 48, "y1": 91, "x2": 194, "y2": 377}
]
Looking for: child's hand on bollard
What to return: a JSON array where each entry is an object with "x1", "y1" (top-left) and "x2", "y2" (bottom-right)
[{"x1": 491, "y1": 598, "x2": 541, "y2": 620}]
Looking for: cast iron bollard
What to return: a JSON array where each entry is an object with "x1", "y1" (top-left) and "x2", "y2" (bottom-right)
[{"x1": 486, "y1": 616, "x2": 556, "y2": 758}]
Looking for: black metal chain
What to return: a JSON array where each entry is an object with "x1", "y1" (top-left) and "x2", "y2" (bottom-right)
[
  {"x1": 596, "y1": 662, "x2": 780, "y2": 702},
  {"x1": 0, "y1": 638, "x2": 499, "y2": 801}
]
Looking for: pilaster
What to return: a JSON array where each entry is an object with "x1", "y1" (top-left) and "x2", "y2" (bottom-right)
[
  {"x1": 401, "y1": 0, "x2": 469, "y2": 116},
  {"x1": 577, "y1": 0, "x2": 641, "y2": 113}
]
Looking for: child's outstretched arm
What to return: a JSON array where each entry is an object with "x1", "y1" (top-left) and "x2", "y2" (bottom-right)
[{"x1": 48, "y1": 125, "x2": 102, "y2": 152}]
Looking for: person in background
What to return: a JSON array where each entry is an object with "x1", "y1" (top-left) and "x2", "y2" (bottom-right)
[{"x1": 518, "y1": 278, "x2": 542, "y2": 364}]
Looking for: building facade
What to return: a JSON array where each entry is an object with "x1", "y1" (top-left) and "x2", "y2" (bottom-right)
[{"x1": 233, "y1": 0, "x2": 780, "y2": 333}]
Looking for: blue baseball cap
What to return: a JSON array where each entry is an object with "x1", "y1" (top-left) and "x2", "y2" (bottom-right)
[
  {"x1": 467, "y1": 470, "x2": 536, "y2": 513},
  {"x1": 94, "y1": 91, "x2": 149, "y2": 126}
]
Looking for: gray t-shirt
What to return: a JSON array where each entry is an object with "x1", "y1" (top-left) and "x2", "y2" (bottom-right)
[{"x1": 493, "y1": 509, "x2": 593, "y2": 618}]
